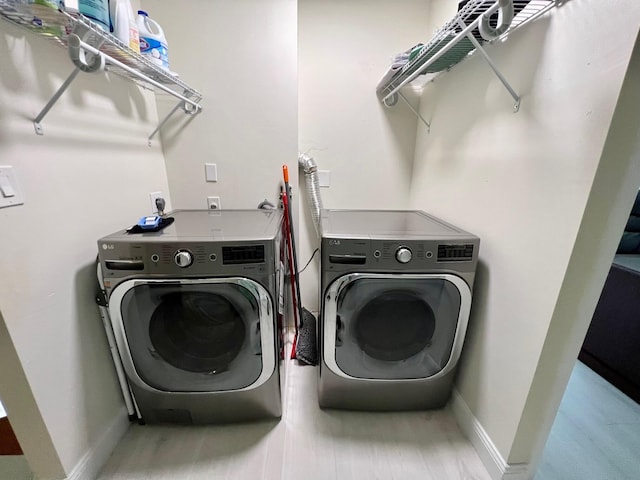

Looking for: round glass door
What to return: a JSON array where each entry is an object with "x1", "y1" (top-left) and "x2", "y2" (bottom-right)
[
  {"x1": 116, "y1": 280, "x2": 265, "y2": 392},
  {"x1": 327, "y1": 275, "x2": 465, "y2": 380},
  {"x1": 353, "y1": 290, "x2": 436, "y2": 362},
  {"x1": 148, "y1": 290, "x2": 247, "y2": 373}
]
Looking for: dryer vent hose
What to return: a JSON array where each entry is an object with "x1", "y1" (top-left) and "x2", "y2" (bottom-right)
[
  {"x1": 298, "y1": 153, "x2": 323, "y2": 236},
  {"x1": 479, "y1": 0, "x2": 514, "y2": 41}
]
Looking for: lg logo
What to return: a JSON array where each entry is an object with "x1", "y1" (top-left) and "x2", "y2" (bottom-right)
[
  {"x1": 328, "y1": 240, "x2": 341, "y2": 246},
  {"x1": 102, "y1": 244, "x2": 115, "y2": 250}
]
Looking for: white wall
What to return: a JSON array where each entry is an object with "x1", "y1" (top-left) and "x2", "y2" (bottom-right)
[
  {"x1": 141, "y1": 0, "x2": 298, "y2": 213},
  {"x1": 510, "y1": 31, "x2": 640, "y2": 470},
  {"x1": 144, "y1": 0, "x2": 431, "y2": 314},
  {"x1": 408, "y1": 0, "x2": 640, "y2": 472},
  {"x1": 0, "y1": 12, "x2": 170, "y2": 479},
  {"x1": 298, "y1": 0, "x2": 430, "y2": 310}
]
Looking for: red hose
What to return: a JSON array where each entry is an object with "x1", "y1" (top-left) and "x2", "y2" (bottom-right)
[{"x1": 281, "y1": 187, "x2": 299, "y2": 359}]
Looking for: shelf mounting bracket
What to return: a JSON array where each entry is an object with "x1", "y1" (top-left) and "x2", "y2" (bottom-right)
[
  {"x1": 147, "y1": 97, "x2": 198, "y2": 146},
  {"x1": 33, "y1": 25, "x2": 106, "y2": 136},
  {"x1": 397, "y1": 91, "x2": 431, "y2": 132},
  {"x1": 457, "y1": 18, "x2": 521, "y2": 112},
  {"x1": 33, "y1": 67, "x2": 81, "y2": 135}
]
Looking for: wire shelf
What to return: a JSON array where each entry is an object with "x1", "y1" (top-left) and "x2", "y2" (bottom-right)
[
  {"x1": 0, "y1": 1, "x2": 202, "y2": 102},
  {"x1": 377, "y1": 0, "x2": 555, "y2": 103},
  {"x1": 1, "y1": 0, "x2": 204, "y2": 141}
]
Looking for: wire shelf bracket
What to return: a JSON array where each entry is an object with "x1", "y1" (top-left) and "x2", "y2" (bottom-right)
[
  {"x1": 33, "y1": 66, "x2": 81, "y2": 135},
  {"x1": 457, "y1": 18, "x2": 521, "y2": 113}
]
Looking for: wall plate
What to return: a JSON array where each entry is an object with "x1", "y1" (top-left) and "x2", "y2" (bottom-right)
[
  {"x1": 207, "y1": 196, "x2": 221, "y2": 210},
  {"x1": 0, "y1": 166, "x2": 24, "y2": 209}
]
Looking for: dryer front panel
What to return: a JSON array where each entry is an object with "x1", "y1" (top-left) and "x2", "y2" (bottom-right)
[
  {"x1": 108, "y1": 278, "x2": 276, "y2": 393},
  {"x1": 323, "y1": 273, "x2": 471, "y2": 380}
]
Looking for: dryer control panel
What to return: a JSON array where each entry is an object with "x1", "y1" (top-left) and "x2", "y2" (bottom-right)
[{"x1": 322, "y1": 237, "x2": 477, "y2": 273}]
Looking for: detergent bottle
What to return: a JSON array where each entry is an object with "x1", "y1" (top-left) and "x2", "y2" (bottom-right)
[
  {"x1": 78, "y1": 0, "x2": 109, "y2": 31},
  {"x1": 109, "y1": 0, "x2": 140, "y2": 53},
  {"x1": 136, "y1": 10, "x2": 169, "y2": 70}
]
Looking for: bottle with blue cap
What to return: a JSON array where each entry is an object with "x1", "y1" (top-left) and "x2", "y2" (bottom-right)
[{"x1": 136, "y1": 10, "x2": 169, "y2": 70}]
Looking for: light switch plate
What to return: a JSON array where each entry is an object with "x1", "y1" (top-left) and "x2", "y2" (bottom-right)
[
  {"x1": 205, "y1": 163, "x2": 218, "y2": 182},
  {"x1": 0, "y1": 166, "x2": 24, "y2": 209},
  {"x1": 318, "y1": 170, "x2": 331, "y2": 187}
]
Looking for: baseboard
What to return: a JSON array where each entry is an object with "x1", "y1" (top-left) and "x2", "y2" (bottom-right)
[
  {"x1": 450, "y1": 389, "x2": 529, "y2": 480},
  {"x1": 64, "y1": 408, "x2": 130, "y2": 480}
]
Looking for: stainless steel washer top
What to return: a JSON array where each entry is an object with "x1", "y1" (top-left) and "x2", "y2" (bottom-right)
[
  {"x1": 98, "y1": 209, "x2": 284, "y2": 294},
  {"x1": 101, "y1": 209, "x2": 282, "y2": 242}
]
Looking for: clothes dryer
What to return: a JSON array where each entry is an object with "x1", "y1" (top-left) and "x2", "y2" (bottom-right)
[
  {"x1": 97, "y1": 209, "x2": 283, "y2": 424},
  {"x1": 319, "y1": 209, "x2": 479, "y2": 411}
]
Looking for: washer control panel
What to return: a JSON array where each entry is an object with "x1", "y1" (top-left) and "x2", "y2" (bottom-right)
[{"x1": 99, "y1": 240, "x2": 272, "y2": 278}]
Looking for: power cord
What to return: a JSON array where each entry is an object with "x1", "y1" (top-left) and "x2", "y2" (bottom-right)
[{"x1": 298, "y1": 248, "x2": 319, "y2": 275}]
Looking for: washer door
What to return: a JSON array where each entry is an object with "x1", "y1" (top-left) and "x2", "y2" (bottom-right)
[
  {"x1": 108, "y1": 278, "x2": 275, "y2": 393},
  {"x1": 323, "y1": 273, "x2": 471, "y2": 380}
]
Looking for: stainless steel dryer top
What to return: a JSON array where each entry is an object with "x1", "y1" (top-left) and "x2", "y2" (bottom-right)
[
  {"x1": 320, "y1": 209, "x2": 475, "y2": 240},
  {"x1": 100, "y1": 209, "x2": 282, "y2": 243}
]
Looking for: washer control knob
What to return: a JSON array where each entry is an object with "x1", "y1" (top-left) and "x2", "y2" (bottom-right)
[
  {"x1": 395, "y1": 247, "x2": 412, "y2": 264},
  {"x1": 174, "y1": 250, "x2": 193, "y2": 268}
]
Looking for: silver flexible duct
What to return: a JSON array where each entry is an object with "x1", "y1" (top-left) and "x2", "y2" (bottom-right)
[
  {"x1": 68, "y1": 34, "x2": 105, "y2": 73},
  {"x1": 479, "y1": 0, "x2": 514, "y2": 41},
  {"x1": 298, "y1": 153, "x2": 323, "y2": 235}
]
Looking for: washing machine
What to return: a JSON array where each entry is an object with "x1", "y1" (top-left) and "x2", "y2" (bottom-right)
[
  {"x1": 96, "y1": 209, "x2": 283, "y2": 424},
  {"x1": 319, "y1": 209, "x2": 479, "y2": 411}
]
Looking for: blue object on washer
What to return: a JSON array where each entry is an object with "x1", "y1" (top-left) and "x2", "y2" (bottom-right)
[{"x1": 137, "y1": 215, "x2": 163, "y2": 230}]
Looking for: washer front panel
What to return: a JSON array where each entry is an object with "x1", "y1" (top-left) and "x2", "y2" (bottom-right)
[
  {"x1": 109, "y1": 277, "x2": 276, "y2": 394},
  {"x1": 323, "y1": 273, "x2": 471, "y2": 381}
]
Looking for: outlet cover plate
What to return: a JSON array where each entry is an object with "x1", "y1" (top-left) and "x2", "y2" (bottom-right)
[
  {"x1": 207, "y1": 196, "x2": 221, "y2": 210},
  {"x1": 149, "y1": 191, "x2": 164, "y2": 214}
]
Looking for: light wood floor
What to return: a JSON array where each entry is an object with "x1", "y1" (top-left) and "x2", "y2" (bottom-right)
[
  {"x1": 535, "y1": 361, "x2": 640, "y2": 480},
  {"x1": 97, "y1": 362, "x2": 491, "y2": 480}
]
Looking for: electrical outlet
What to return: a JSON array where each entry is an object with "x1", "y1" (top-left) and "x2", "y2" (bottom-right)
[
  {"x1": 149, "y1": 191, "x2": 164, "y2": 214},
  {"x1": 207, "y1": 196, "x2": 221, "y2": 210}
]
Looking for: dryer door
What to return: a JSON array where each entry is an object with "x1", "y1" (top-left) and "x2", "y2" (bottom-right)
[
  {"x1": 108, "y1": 278, "x2": 275, "y2": 393},
  {"x1": 323, "y1": 273, "x2": 471, "y2": 380}
]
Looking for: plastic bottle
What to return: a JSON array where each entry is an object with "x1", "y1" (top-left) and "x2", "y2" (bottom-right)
[
  {"x1": 136, "y1": 10, "x2": 169, "y2": 70},
  {"x1": 78, "y1": 0, "x2": 110, "y2": 31},
  {"x1": 109, "y1": 0, "x2": 140, "y2": 53}
]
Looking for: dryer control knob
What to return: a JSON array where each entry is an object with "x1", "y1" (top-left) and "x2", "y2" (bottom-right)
[
  {"x1": 174, "y1": 250, "x2": 193, "y2": 268},
  {"x1": 395, "y1": 247, "x2": 412, "y2": 264}
]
